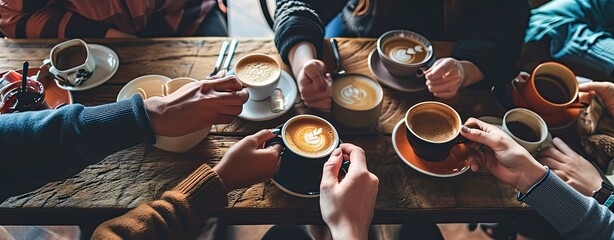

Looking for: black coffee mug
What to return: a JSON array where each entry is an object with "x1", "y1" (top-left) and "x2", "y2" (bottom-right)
[
  {"x1": 404, "y1": 101, "x2": 465, "y2": 162},
  {"x1": 265, "y1": 125, "x2": 349, "y2": 197}
]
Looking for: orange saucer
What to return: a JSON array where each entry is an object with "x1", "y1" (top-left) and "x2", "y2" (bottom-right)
[
  {"x1": 508, "y1": 83, "x2": 580, "y2": 130},
  {"x1": 1, "y1": 68, "x2": 73, "y2": 109},
  {"x1": 391, "y1": 120, "x2": 470, "y2": 177}
]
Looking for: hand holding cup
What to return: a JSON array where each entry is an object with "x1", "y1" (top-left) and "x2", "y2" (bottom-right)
[
  {"x1": 425, "y1": 58, "x2": 465, "y2": 99},
  {"x1": 460, "y1": 118, "x2": 547, "y2": 194},
  {"x1": 296, "y1": 59, "x2": 333, "y2": 112},
  {"x1": 320, "y1": 143, "x2": 379, "y2": 240},
  {"x1": 144, "y1": 72, "x2": 248, "y2": 137},
  {"x1": 213, "y1": 129, "x2": 282, "y2": 191}
]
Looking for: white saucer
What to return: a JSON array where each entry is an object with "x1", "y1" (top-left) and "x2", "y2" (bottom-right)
[
  {"x1": 116, "y1": 75, "x2": 171, "y2": 101},
  {"x1": 56, "y1": 44, "x2": 119, "y2": 91},
  {"x1": 237, "y1": 70, "x2": 298, "y2": 121}
]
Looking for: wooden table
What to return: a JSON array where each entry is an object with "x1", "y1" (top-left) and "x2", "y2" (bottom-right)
[{"x1": 0, "y1": 38, "x2": 551, "y2": 229}]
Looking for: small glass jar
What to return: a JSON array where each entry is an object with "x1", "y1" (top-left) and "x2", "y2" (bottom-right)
[{"x1": 0, "y1": 79, "x2": 49, "y2": 114}]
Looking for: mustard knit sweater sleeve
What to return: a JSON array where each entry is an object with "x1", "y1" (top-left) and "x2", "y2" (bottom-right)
[{"x1": 91, "y1": 164, "x2": 228, "y2": 240}]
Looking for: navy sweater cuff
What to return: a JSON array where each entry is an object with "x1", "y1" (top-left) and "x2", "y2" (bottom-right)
[{"x1": 81, "y1": 95, "x2": 155, "y2": 147}]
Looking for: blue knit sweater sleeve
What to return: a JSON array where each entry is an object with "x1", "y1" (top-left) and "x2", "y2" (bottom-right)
[
  {"x1": 0, "y1": 95, "x2": 155, "y2": 200},
  {"x1": 523, "y1": 172, "x2": 614, "y2": 239}
]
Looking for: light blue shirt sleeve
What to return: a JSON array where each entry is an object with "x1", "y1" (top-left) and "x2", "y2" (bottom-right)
[
  {"x1": 525, "y1": 0, "x2": 614, "y2": 77},
  {"x1": 523, "y1": 171, "x2": 614, "y2": 239}
]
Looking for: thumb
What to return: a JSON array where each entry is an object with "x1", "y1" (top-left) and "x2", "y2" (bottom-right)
[
  {"x1": 211, "y1": 76, "x2": 244, "y2": 92},
  {"x1": 459, "y1": 118, "x2": 501, "y2": 149},
  {"x1": 251, "y1": 129, "x2": 278, "y2": 145},
  {"x1": 321, "y1": 148, "x2": 343, "y2": 186}
]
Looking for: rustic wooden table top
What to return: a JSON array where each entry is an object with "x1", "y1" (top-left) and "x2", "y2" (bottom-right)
[{"x1": 0, "y1": 37, "x2": 552, "y2": 226}]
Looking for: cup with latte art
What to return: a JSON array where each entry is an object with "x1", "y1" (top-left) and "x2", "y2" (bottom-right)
[
  {"x1": 377, "y1": 30, "x2": 436, "y2": 79},
  {"x1": 265, "y1": 114, "x2": 342, "y2": 197},
  {"x1": 332, "y1": 74, "x2": 383, "y2": 128}
]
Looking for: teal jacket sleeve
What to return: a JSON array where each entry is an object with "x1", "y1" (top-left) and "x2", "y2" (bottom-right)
[
  {"x1": 526, "y1": 0, "x2": 614, "y2": 77},
  {"x1": 0, "y1": 95, "x2": 155, "y2": 201},
  {"x1": 523, "y1": 171, "x2": 614, "y2": 239}
]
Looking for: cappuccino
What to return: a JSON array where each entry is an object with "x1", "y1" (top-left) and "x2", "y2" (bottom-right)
[
  {"x1": 333, "y1": 75, "x2": 381, "y2": 111},
  {"x1": 236, "y1": 55, "x2": 280, "y2": 86},
  {"x1": 284, "y1": 117, "x2": 336, "y2": 157},
  {"x1": 409, "y1": 110, "x2": 457, "y2": 142},
  {"x1": 383, "y1": 38, "x2": 428, "y2": 64}
]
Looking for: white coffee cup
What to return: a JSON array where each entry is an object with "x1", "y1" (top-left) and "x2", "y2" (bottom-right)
[
  {"x1": 43, "y1": 39, "x2": 96, "y2": 86},
  {"x1": 234, "y1": 53, "x2": 281, "y2": 101},
  {"x1": 117, "y1": 75, "x2": 211, "y2": 153},
  {"x1": 502, "y1": 108, "x2": 550, "y2": 156}
]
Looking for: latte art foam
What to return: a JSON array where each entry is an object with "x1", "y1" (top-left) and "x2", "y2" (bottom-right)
[
  {"x1": 284, "y1": 117, "x2": 336, "y2": 157},
  {"x1": 383, "y1": 38, "x2": 428, "y2": 64},
  {"x1": 333, "y1": 75, "x2": 380, "y2": 111}
]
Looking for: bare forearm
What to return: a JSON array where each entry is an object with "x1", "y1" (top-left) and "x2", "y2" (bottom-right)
[
  {"x1": 460, "y1": 61, "x2": 485, "y2": 87},
  {"x1": 289, "y1": 42, "x2": 317, "y2": 77}
]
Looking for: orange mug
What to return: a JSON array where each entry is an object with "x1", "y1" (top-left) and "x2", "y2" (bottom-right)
[{"x1": 515, "y1": 62, "x2": 587, "y2": 115}]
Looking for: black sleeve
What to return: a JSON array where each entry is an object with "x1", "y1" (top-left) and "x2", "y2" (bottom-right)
[
  {"x1": 452, "y1": 0, "x2": 530, "y2": 90},
  {"x1": 273, "y1": 0, "x2": 345, "y2": 65}
]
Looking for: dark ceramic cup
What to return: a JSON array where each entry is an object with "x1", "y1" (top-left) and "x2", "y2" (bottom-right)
[
  {"x1": 404, "y1": 101, "x2": 464, "y2": 162},
  {"x1": 265, "y1": 115, "x2": 348, "y2": 197}
]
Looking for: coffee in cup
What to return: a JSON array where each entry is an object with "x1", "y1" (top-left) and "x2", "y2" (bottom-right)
[
  {"x1": 377, "y1": 30, "x2": 435, "y2": 79},
  {"x1": 518, "y1": 62, "x2": 586, "y2": 115},
  {"x1": 332, "y1": 74, "x2": 383, "y2": 127},
  {"x1": 235, "y1": 53, "x2": 281, "y2": 101},
  {"x1": 265, "y1": 114, "x2": 342, "y2": 197},
  {"x1": 282, "y1": 115, "x2": 338, "y2": 158},
  {"x1": 404, "y1": 101, "x2": 463, "y2": 162},
  {"x1": 501, "y1": 108, "x2": 549, "y2": 155},
  {"x1": 382, "y1": 38, "x2": 429, "y2": 65},
  {"x1": 43, "y1": 39, "x2": 96, "y2": 86}
]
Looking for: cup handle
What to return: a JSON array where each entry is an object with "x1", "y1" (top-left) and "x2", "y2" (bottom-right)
[
  {"x1": 511, "y1": 72, "x2": 529, "y2": 92},
  {"x1": 415, "y1": 54, "x2": 437, "y2": 78},
  {"x1": 566, "y1": 91, "x2": 591, "y2": 109},
  {"x1": 264, "y1": 127, "x2": 285, "y2": 156}
]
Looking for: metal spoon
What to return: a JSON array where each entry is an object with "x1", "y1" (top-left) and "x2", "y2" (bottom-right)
[
  {"x1": 209, "y1": 40, "x2": 230, "y2": 77},
  {"x1": 330, "y1": 38, "x2": 346, "y2": 79},
  {"x1": 222, "y1": 39, "x2": 239, "y2": 71}
]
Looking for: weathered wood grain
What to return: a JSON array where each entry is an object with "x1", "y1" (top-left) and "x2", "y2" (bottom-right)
[
  {"x1": 1, "y1": 135, "x2": 533, "y2": 224},
  {"x1": 0, "y1": 38, "x2": 540, "y2": 226}
]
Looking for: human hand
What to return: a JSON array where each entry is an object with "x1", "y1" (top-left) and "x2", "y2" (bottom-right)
[
  {"x1": 213, "y1": 130, "x2": 282, "y2": 191},
  {"x1": 144, "y1": 71, "x2": 249, "y2": 137},
  {"x1": 579, "y1": 82, "x2": 614, "y2": 116},
  {"x1": 295, "y1": 59, "x2": 333, "y2": 112},
  {"x1": 538, "y1": 137, "x2": 602, "y2": 196},
  {"x1": 320, "y1": 143, "x2": 379, "y2": 240},
  {"x1": 460, "y1": 118, "x2": 547, "y2": 194},
  {"x1": 425, "y1": 58, "x2": 465, "y2": 99}
]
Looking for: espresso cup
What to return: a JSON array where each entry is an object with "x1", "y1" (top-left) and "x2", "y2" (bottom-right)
[
  {"x1": 501, "y1": 108, "x2": 549, "y2": 156},
  {"x1": 234, "y1": 53, "x2": 281, "y2": 101},
  {"x1": 518, "y1": 62, "x2": 586, "y2": 115},
  {"x1": 265, "y1": 115, "x2": 342, "y2": 197},
  {"x1": 43, "y1": 39, "x2": 96, "y2": 86},
  {"x1": 377, "y1": 30, "x2": 436, "y2": 79},
  {"x1": 404, "y1": 101, "x2": 463, "y2": 162},
  {"x1": 332, "y1": 74, "x2": 383, "y2": 128}
]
